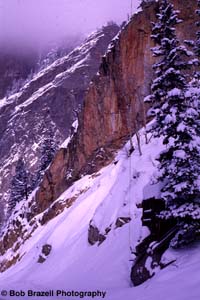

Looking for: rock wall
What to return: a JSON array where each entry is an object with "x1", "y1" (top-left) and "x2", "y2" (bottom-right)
[
  {"x1": 35, "y1": 0, "x2": 198, "y2": 213},
  {"x1": 0, "y1": 24, "x2": 119, "y2": 210}
]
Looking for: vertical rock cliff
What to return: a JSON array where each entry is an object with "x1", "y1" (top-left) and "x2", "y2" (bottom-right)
[
  {"x1": 0, "y1": 24, "x2": 119, "y2": 212},
  {"x1": 35, "y1": 0, "x2": 197, "y2": 213}
]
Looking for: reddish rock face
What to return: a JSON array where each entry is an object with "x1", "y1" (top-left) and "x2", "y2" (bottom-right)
[{"x1": 35, "y1": 0, "x2": 197, "y2": 212}]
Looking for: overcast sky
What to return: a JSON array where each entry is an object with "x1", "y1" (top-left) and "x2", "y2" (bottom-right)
[{"x1": 0, "y1": 0, "x2": 140, "y2": 52}]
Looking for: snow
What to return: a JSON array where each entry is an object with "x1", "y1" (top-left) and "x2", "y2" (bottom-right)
[
  {"x1": 173, "y1": 149, "x2": 186, "y2": 159},
  {"x1": 60, "y1": 119, "x2": 79, "y2": 148},
  {"x1": 0, "y1": 92, "x2": 22, "y2": 109},
  {"x1": 168, "y1": 88, "x2": 181, "y2": 97},
  {"x1": 108, "y1": 241, "x2": 200, "y2": 300},
  {"x1": 185, "y1": 87, "x2": 200, "y2": 98},
  {"x1": 0, "y1": 129, "x2": 200, "y2": 300},
  {"x1": 143, "y1": 180, "x2": 163, "y2": 200},
  {"x1": 72, "y1": 119, "x2": 79, "y2": 132},
  {"x1": 160, "y1": 203, "x2": 200, "y2": 220},
  {"x1": 60, "y1": 119, "x2": 78, "y2": 148},
  {"x1": 0, "y1": 97, "x2": 8, "y2": 108},
  {"x1": 60, "y1": 137, "x2": 70, "y2": 149},
  {"x1": 145, "y1": 256, "x2": 154, "y2": 276},
  {"x1": 177, "y1": 122, "x2": 186, "y2": 132}
]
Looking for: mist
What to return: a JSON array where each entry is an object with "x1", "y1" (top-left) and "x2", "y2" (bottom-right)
[{"x1": 0, "y1": 0, "x2": 140, "y2": 53}]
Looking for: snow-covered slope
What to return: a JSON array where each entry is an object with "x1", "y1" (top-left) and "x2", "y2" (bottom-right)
[{"x1": 1, "y1": 130, "x2": 199, "y2": 300}]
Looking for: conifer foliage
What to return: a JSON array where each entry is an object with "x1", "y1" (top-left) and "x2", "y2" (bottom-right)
[
  {"x1": 40, "y1": 128, "x2": 57, "y2": 173},
  {"x1": 35, "y1": 127, "x2": 57, "y2": 186},
  {"x1": 146, "y1": 0, "x2": 200, "y2": 247},
  {"x1": 8, "y1": 125, "x2": 57, "y2": 214},
  {"x1": 145, "y1": 0, "x2": 190, "y2": 137},
  {"x1": 8, "y1": 158, "x2": 31, "y2": 213}
]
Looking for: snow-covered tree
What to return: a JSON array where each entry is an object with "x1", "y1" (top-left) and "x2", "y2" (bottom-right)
[
  {"x1": 146, "y1": 0, "x2": 200, "y2": 247},
  {"x1": 158, "y1": 89, "x2": 200, "y2": 202},
  {"x1": 40, "y1": 128, "x2": 57, "y2": 171},
  {"x1": 35, "y1": 126, "x2": 57, "y2": 186},
  {"x1": 8, "y1": 158, "x2": 31, "y2": 213},
  {"x1": 145, "y1": 0, "x2": 190, "y2": 137}
]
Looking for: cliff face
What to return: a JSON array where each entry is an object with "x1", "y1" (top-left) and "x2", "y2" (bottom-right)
[
  {"x1": 0, "y1": 24, "x2": 119, "y2": 210},
  {"x1": 35, "y1": 0, "x2": 197, "y2": 213}
]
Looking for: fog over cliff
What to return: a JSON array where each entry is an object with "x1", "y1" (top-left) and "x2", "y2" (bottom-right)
[{"x1": 0, "y1": 0, "x2": 140, "y2": 53}]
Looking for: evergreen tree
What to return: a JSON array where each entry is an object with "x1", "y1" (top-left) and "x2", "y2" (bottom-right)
[
  {"x1": 145, "y1": 0, "x2": 190, "y2": 137},
  {"x1": 40, "y1": 128, "x2": 57, "y2": 172},
  {"x1": 146, "y1": 0, "x2": 200, "y2": 247},
  {"x1": 8, "y1": 158, "x2": 31, "y2": 213},
  {"x1": 35, "y1": 126, "x2": 57, "y2": 186}
]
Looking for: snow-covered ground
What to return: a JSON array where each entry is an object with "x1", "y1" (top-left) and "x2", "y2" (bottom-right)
[{"x1": 0, "y1": 130, "x2": 199, "y2": 300}]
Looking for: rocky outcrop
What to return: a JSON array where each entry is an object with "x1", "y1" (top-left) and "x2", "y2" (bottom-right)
[
  {"x1": 88, "y1": 222, "x2": 112, "y2": 246},
  {"x1": 88, "y1": 224, "x2": 107, "y2": 246},
  {"x1": 37, "y1": 244, "x2": 52, "y2": 263},
  {"x1": 88, "y1": 217, "x2": 131, "y2": 246},
  {"x1": 35, "y1": 0, "x2": 198, "y2": 213},
  {"x1": 115, "y1": 217, "x2": 131, "y2": 228}
]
